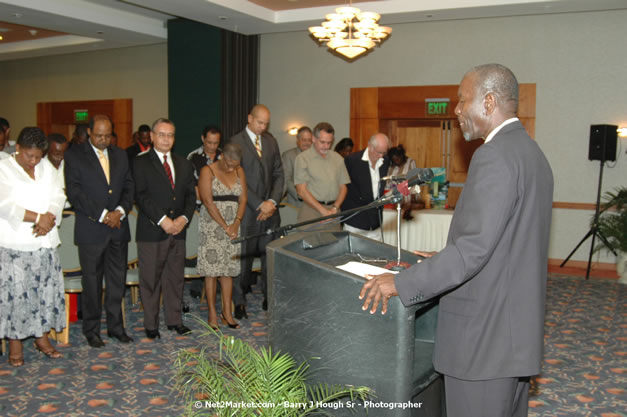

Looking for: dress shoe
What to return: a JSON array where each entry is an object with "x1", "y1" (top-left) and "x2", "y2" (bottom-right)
[
  {"x1": 262, "y1": 298, "x2": 268, "y2": 311},
  {"x1": 189, "y1": 289, "x2": 202, "y2": 299},
  {"x1": 167, "y1": 324, "x2": 191, "y2": 335},
  {"x1": 107, "y1": 331, "x2": 134, "y2": 343},
  {"x1": 86, "y1": 334, "x2": 105, "y2": 348},
  {"x1": 182, "y1": 302, "x2": 190, "y2": 313},
  {"x1": 145, "y1": 328, "x2": 161, "y2": 339},
  {"x1": 234, "y1": 305, "x2": 248, "y2": 319}
]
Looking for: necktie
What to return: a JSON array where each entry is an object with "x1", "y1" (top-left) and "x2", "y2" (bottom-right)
[
  {"x1": 97, "y1": 150, "x2": 110, "y2": 184},
  {"x1": 163, "y1": 154, "x2": 174, "y2": 189},
  {"x1": 254, "y1": 135, "x2": 262, "y2": 158}
]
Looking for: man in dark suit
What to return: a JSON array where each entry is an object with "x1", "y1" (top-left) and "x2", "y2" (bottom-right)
[
  {"x1": 133, "y1": 118, "x2": 196, "y2": 339},
  {"x1": 227, "y1": 104, "x2": 284, "y2": 318},
  {"x1": 360, "y1": 64, "x2": 554, "y2": 417},
  {"x1": 126, "y1": 124, "x2": 151, "y2": 166},
  {"x1": 341, "y1": 132, "x2": 390, "y2": 240},
  {"x1": 64, "y1": 114, "x2": 135, "y2": 348}
]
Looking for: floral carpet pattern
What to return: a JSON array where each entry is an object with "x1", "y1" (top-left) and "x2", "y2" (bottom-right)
[{"x1": 0, "y1": 275, "x2": 625, "y2": 417}]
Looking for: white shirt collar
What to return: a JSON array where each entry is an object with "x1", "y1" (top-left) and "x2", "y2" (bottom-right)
[
  {"x1": 90, "y1": 142, "x2": 108, "y2": 157},
  {"x1": 361, "y1": 148, "x2": 384, "y2": 170},
  {"x1": 484, "y1": 117, "x2": 519, "y2": 143}
]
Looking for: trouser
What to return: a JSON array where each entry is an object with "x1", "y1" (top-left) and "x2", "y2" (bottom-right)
[
  {"x1": 79, "y1": 239, "x2": 128, "y2": 337},
  {"x1": 444, "y1": 375, "x2": 530, "y2": 417},
  {"x1": 137, "y1": 237, "x2": 185, "y2": 330}
]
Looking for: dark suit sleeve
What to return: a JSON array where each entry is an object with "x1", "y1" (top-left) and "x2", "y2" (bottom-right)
[
  {"x1": 342, "y1": 154, "x2": 361, "y2": 210},
  {"x1": 180, "y1": 158, "x2": 197, "y2": 222},
  {"x1": 133, "y1": 157, "x2": 168, "y2": 225},
  {"x1": 116, "y1": 149, "x2": 135, "y2": 214},
  {"x1": 269, "y1": 140, "x2": 285, "y2": 204},
  {"x1": 395, "y1": 144, "x2": 517, "y2": 305},
  {"x1": 64, "y1": 148, "x2": 105, "y2": 220}
]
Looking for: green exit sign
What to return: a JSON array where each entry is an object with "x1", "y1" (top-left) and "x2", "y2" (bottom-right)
[
  {"x1": 425, "y1": 98, "x2": 450, "y2": 116},
  {"x1": 74, "y1": 109, "x2": 88, "y2": 122}
]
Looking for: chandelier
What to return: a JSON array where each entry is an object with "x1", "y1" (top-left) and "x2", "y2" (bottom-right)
[{"x1": 308, "y1": 3, "x2": 392, "y2": 59}]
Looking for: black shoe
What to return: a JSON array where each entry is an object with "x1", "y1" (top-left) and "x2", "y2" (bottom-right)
[
  {"x1": 145, "y1": 328, "x2": 161, "y2": 339},
  {"x1": 182, "y1": 302, "x2": 190, "y2": 313},
  {"x1": 189, "y1": 290, "x2": 202, "y2": 299},
  {"x1": 234, "y1": 305, "x2": 248, "y2": 319},
  {"x1": 107, "y1": 330, "x2": 134, "y2": 343},
  {"x1": 167, "y1": 324, "x2": 191, "y2": 335},
  {"x1": 262, "y1": 298, "x2": 268, "y2": 311},
  {"x1": 86, "y1": 334, "x2": 105, "y2": 348}
]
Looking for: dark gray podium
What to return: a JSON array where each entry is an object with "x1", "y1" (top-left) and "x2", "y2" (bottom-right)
[{"x1": 267, "y1": 232, "x2": 443, "y2": 417}]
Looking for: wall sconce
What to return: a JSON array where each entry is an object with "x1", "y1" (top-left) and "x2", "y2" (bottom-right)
[
  {"x1": 288, "y1": 127, "x2": 299, "y2": 136},
  {"x1": 618, "y1": 127, "x2": 627, "y2": 138}
]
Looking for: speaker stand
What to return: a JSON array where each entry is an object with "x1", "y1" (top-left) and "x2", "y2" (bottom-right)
[{"x1": 560, "y1": 160, "x2": 617, "y2": 279}]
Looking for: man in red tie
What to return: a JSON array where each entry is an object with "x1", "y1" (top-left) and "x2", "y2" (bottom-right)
[{"x1": 132, "y1": 118, "x2": 196, "y2": 339}]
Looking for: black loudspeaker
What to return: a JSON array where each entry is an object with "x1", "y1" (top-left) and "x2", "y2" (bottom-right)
[{"x1": 588, "y1": 124, "x2": 617, "y2": 162}]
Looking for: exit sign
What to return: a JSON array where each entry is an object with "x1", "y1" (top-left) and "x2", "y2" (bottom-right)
[
  {"x1": 74, "y1": 109, "x2": 88, "y2": 122},
  {"x1": 425, "y1": 98, "x2": 450, "y2": 116}
]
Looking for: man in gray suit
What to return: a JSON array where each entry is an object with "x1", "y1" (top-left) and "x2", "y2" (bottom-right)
[
  {"x1": 360, "y1": 64, "x2": 553, "y2": 417},
  {"x1": 228, "y1": 104, "x2": 284, "y2": 318},
  {"x1": 281, "y1": 126, "x2": 312, "y2": 207}
]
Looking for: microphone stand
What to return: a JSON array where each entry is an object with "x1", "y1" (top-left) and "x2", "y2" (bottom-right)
[{"x1": 231, "y1": 193, "x2": 403, "y2": 244}]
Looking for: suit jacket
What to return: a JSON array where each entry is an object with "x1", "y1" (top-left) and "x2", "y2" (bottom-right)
[
  {"x1": 341, "y1": 149, "x2": 389, "y2": 230},
  {"x1": 395, "y1": 120, "x2": 553, "y2": 380},
  {"x1": 133, "y1": 149, "x2": 196, "y2": 242},
  {"x1": 126, "y1": 143, "x2": 145, "y2": 164},
  {"x1": 281, "y1": 146, "x2": 302, "y2": 207},
  {"x1": 64, "y1": 141, "x2": 134, "y2": 244},
  {"x1": 227, "y1": 129, "x2": 284, "y2": 230}
]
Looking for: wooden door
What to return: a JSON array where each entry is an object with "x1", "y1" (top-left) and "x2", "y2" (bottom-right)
[
  {"x1": 37, "y1": 99, "x2": 133, "y2": 149},
  {"x1": 387, "y1": 120, "x2": 443, "y2": 168}
]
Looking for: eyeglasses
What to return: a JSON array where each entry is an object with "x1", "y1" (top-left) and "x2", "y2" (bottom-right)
[
  {"x1": 93, "y1": 134, "x2": 112, "y2": 140},
  {"x1": 155, "y1": 132, "x2": 175, "y2": 139}
]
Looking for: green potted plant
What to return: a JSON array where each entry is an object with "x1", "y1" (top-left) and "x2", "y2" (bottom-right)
[
  {"x1": 174, "y1": 319, "x2": 372, "y2": 416},
  {"x1": 595, "y1": 186, "x2": 627, "y2": 283}
]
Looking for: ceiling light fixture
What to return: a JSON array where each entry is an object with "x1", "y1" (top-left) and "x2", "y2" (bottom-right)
[{"x1": 308, "y1": 1, "x2": 391, "y2": 60}]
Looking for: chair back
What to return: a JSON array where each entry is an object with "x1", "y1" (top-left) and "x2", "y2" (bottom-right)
[
  {"x1": 127, "y1": 210, "x2": 138, "y2": 267},
  {"x1": 58, "y1": 211, "x2": 81, "y2": 275}
]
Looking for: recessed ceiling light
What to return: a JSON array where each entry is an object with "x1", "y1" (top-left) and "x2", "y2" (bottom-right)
[{"x1": 11, "y1": 13, "x2": 22, "y2": 18}]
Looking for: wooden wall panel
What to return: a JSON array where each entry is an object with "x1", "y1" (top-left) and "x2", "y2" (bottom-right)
[{"x1": 37, "y1": 99, "x2": 133, "y2": 148}]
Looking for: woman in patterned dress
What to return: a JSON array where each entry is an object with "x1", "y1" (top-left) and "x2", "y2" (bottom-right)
[
  {"x1": 0, "y1": 127, "x2": 66, "y2": 367},
  {"x1": 197, "y1": 143, "x2": 247, "y2": 329}
]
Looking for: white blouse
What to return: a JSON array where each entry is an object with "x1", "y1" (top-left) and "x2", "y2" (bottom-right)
[{"x1": 0, "y1": 156, "x2": 66, "y2": 251}]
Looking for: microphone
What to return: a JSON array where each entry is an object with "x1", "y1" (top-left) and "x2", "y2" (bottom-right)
[
  {"x1": 381, "y1": 174, "x2": 406, "y2": 181},
  {"x1": 389, "y1": 168, "x2": 434, "y2": 197}
]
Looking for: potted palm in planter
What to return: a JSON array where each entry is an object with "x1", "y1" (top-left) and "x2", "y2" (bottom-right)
[
  {"x1": 174, "y1": 319, "x2": 372, "y2": 416},
  {"x1": 595, "y1": 187, "x2": 627, "y2": 284}
]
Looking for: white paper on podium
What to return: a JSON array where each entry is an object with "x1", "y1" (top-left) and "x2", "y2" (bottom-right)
[{"x1": 336, "y1": 261, "x2": 399, "y2": 279}]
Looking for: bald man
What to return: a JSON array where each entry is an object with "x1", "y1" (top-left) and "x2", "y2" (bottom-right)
[
  {"x1": 341, "y1": 132, "x2": 390, "y2": 240},
  {"x1": 227, "y1": 104, "x2": 284, "y2": 318},
  {"x1": 360, "y1": 64, "x2": 553, "y2": 417}
]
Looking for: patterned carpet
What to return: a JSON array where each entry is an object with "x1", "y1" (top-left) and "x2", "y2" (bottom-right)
[{"x1": 0, "y1": 274, "x2": 624, "y2": 417}]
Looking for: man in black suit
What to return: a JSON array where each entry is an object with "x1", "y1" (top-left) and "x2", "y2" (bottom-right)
[
  {"x1": 126, "y1": 124, "x2": 151, "y2": 166},
  {"x1": 341, "y1": 132, "x2": 390, "y2": 240},
  {"x1": 64, "y1": 114, "x2": 135, "y2": 348},
  {"x1": 133, "y1": 118, "x2": 196, "y2": 339},
  {"x1": 360, "y1": 64, "x2": 553, "y2": 417},
  {"x1": 227, "y1": 104, "x2": 284, "y2": 317}
]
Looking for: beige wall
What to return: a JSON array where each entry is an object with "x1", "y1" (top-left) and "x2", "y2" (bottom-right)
[
  {"x1": 260, "y1": 9, "x2": 627, "y2": 263},
  {"x1": 0, "y1": 10, "x2": 625, "y2": 264},
  {"x1": 0, "y1": 42, "x2": 168, "y2": 136}
]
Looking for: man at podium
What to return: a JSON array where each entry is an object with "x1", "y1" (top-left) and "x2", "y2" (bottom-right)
[{"x1": 360, "y1": 63, "x2": 553, "y2": 417}]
